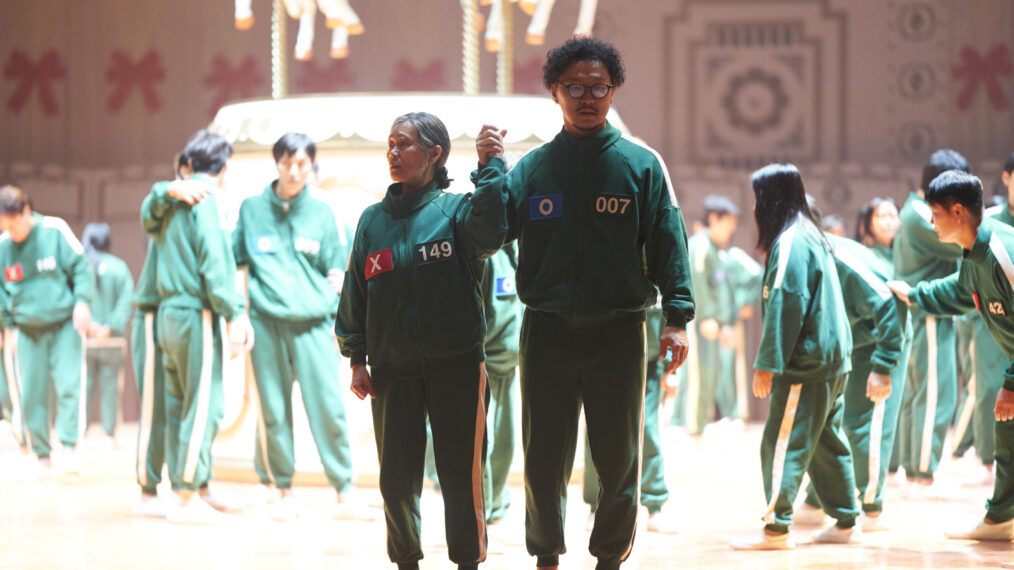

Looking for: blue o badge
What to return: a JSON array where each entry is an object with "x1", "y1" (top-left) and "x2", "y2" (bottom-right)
[
  {"x1": 712, "y1": 269, "x2": 727, "y2": 283},
  {"x1": 529, "y1": 194, "x2": 564, "y2": 220},
  {"x1": 495, "y1": 276, "x2": 516, "y2": 297},
  {"x1": 252, "y1": 234, "x2": 279, "y2": 254}
]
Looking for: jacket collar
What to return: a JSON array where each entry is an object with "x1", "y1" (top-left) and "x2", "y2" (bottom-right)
[
  {"x1": 263, "y1": 181, "x2": 309, "y2": 213},
  {"x1": 964, "y1": 217, "x2": 993, "y2": 264},
  {"x1": 556, "y1": 122, "x2": 621, "y2": 154},
  {"x1": 382, "y1": 181, "x2": 441, "y2": 218}
]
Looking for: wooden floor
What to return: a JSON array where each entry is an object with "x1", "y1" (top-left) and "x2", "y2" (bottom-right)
[{"x1": 1, "y1": 420, "x2": 1012, "y2": 569}]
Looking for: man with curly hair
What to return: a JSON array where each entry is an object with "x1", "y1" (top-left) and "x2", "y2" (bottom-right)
[{"x1": 473, "y1": 37, "x2": 694, "y2": 570}]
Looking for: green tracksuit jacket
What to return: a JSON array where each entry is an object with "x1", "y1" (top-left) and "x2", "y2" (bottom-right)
[
  {"x1": 908, "y1": 217, "x2": 1014, "y2": 523},
  {"x1": 86, "y1": 251, "x2": 134, "y2": 435},
  {"x1": 335, "y1": 179, "x2": 506, "y2": 382}
]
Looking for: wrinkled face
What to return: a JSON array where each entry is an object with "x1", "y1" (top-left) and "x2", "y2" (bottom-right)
[
  {"x1": 387, "y1": 123, "x2": 439, "y2": 189},
  {"x1": 708, "y1": 213, "x2": 738, "y2": 247},
  {"x1": 929, "y1": 201, "x2": 962, "y2": 244},
  {"x1": 0, "y1": 207, "x2": 32, "y2": 243},
  {"x1": 870, "y1": 201, "x2": 900, "y2": 247},
  {"x1": 276, "y1": 148, "x2": 314, "y2": 191},
  {"x1": 551, "y1": 60, "x2": 614, "y2": 138}
]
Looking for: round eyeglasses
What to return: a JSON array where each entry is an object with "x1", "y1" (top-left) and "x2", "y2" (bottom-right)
[{"x1": 558, "y1": 82, "x2": 614, "y2": 100}]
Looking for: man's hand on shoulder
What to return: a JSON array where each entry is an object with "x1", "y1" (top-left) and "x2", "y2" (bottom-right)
[
  {"x1": 886, "y1": 280, "x2": 912, "y2": 306},
  {"x1": 167, "y1": 179, "x2": 211, "y2": 206}
]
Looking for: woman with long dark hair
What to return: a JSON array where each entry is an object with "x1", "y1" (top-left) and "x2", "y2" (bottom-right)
[
  {"x1": 731, "y1": 164, "x2": 860, "y2": 550},
  {"x1": 335, "y1": 112, "x2": 507, "y2": 570},
  {"x1": 855, "y1": 197, "x2": 900, "y2": 266}
]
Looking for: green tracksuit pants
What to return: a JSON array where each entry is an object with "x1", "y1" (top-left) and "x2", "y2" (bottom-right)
[
  {"x1": 683, "y1": 334, "x2": 721, "y2": 435},
  {"x1": 988, "y1": 418, "x2": 1014, "y2": 523},
  {"x1": 250, "y1": 314, "x2": 353, "y2": 493},
  {"x1": 132, "y1": 310, "x2": 177, "y2": 494},
  {"x1": 952, "y1": 320, "x2": 1004, "y2": 465},
  {"x1": 761, "y1": 374, "x2": 858, "y2": 534},
  {"x1": 714, "y1": 344, "x2": 739, "y2": 420},
  {"x1": 521, "y1": 309, "x2": 644, "y2": 570},
  {"x1": 806, "y1": 340, "x2": 911, "y2": 514},
  {"x1": 954, "y1": 316, "x2": 976, "y2": 459},
  {"x1": 371, "y1": 363, "x2": 488, "y2": 567},
  {"x1": 14, "y1": 319, "x2": 85, "y2": 458},
  {"x1": 483, "y1": 365, "x2": 516, "y2": 523},
  {"x1": 1, "y1": 331, "x2": 25, "y2": 447},
  {"x1": 158, "y1": 306, "x2": 225, "y2": 492},
  {"x1": 899, "y1": 315, "x2": 957, "y2": 479},
  {"x1": 86, "y1": 346, "x2": 125, "y2": 436},
  {"x1": 583, "y1": 351, "x2": 669, "y2": 514}
]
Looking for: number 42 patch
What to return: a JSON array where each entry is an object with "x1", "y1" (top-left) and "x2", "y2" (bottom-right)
[{"x1": 417, "y1": 238, "x2": 454, "y2": 264}]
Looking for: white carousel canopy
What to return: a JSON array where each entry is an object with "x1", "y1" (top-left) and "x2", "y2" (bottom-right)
[{"x1": 208, "y1": 92, "x2": 631, "y2": 148}]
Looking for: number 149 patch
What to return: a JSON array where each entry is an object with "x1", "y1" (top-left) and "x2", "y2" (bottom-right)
[{"x1": 417, "y1": 238, "x2": 455, "y2": 264}]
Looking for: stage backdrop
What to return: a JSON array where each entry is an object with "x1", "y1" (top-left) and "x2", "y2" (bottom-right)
[{"x1": 2, "y1": 0, "x2": 1013, "y2": 419}]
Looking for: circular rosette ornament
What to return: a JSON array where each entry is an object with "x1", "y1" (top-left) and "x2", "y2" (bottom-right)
[{"x1": 721, "y1": 68, "x2": 789, "y2": 136}]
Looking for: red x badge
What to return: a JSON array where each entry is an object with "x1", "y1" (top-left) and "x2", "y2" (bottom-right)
[
  {"x1": 4, "y1": 263, "x2": 24, "y2": 282},
  {"x1": 365, "y1": 249, "x2": 393, "y2": 280}
]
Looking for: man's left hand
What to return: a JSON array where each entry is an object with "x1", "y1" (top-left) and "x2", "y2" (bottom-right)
[
  {"x1": 996, "y1": 387, "x2": 1014, "y2": 422},
  {"x1": 73, "y1": 302, "x2": 91, "y2": 333},
  {"x1": 659, "y1": 326, "x2": 689, "y2": 374}
]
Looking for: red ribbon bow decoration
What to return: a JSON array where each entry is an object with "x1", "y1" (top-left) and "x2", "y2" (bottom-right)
[
  {"x1": 390, "y1": 59, "x2": 446, "y2": 91},
  {"x1": 4, "y1": 50, "x2": 66, "y2": 117},
  {"x1": 952, "y1": 43, "x2": 1012, "y2": 111},
  {"x1": 202, "y1": 55, "x2": 264, "y2": 117},
  {"x1": 106, "y1": 50, "x2": 166, "y2": 113}
]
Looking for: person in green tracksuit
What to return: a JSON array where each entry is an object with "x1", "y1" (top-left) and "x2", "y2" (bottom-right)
[
  {"x1": 681, "y1": 195, "x2": 740, "y2": 435},
  {"x1": 336, "y1": 112, "x2": 507, "y2": 570},
  {"x1": 730, "y1": 164, "x2": 859, "y2": 550},
  {"x1": 720, "y1": 245, "x2": 764, "y2": 419},
  {"x1": 234, "y1": 132, "x2": 357, "y2": 521},
  {"x1": 888, "y1": 169, "x2": 1014, "y2": 541},
  {"x1": 481, "y1": 244, "x2": 522, "y2": 525},
  {"x1": 0, "y1": 185, "x2": 94, "y2": 473},
  {"x1": 81, "y1": 223, "x2": 134, "y2": 439},
  {"x1": 799, "y1": 232, "x2": 909, "y2": 531},
  {"x1": 583, "y1": 300, "x2": 675, "y2": 533},
  {"x1": 473, "y1": 38, "x2": 694, "y2": 570},
  {"x1": 141, "y1": 130, "x2": 254, "y2": 524},
  {"x1": 893, "y1": 149, "x2": 970, "y2": 487}
]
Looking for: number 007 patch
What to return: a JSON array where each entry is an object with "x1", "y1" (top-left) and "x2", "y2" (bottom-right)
[
  {"x1": 594, "y1": 194, "x2": 633, "y2": 216},
  {"x1": 416, "y1": 238, "x2": 455, "y2": 264}
]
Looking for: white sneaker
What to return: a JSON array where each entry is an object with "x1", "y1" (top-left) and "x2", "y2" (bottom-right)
[
  {"x1": 200, "y1": 489, "x2": 241, "y2": 512},
  {"x1": 334, "y1": 498, "x2": 381, "y2": 521},
  {"x1": 793, "y1": 504, "x2": 829, "y2": 526},
  {"x1": 168, "y1": 496, "x2": 229, "y2": 525},
  {"x1": 270, "y1": 495, "x2": 298, "y2": 522},
  {"x1": 646, "y1": 511, "x2": 679, "y2": 534},
  {"x1": 812, "y1": 523, "x2": 862, "y2": 544},
  {"x1": 57, "y1": 447, "x2": 81, "y2": 476},
  {"x1": 132, "y1": 495, "x2": 169, "y2": 518},
  {"x1": 585, "y1": 510, "x2": 596, "y2": 532},
  {"x1": 858, "y1": 512, "x2": 888, "y2": 533},
  {"x1": 17, "y1": 454, "x2": 48, "y2": 483},
  {"x1": 945, "y1": 518, "x2": 1014, "y2": 541},
  {"x1": 247, "y1": 483, "x2": 279, "y2": 507},
  {"x1": 963, "y1": 465, "x2": 995, "y2": 487},
  {"x1": 730, "y1": 530, "x2": 795, "y2": 550},
  {"x1": 886, "y1": 469, "x2": 906, "y2": 488}
]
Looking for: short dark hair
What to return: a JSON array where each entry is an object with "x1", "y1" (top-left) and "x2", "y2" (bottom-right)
[
  {"x1": 542, "y1": 37, "x2": 626, "y2": 91},
  {"x1": 920, "y1": 149, "x2": 969, "y2": 193},
  {"x1": 272, "y1": 132, "x2": 316, "y2": 163},
  {"x1": 1004, "y1": 151, "x2": 1014, "y2": 175},
  {"x1": 180, "y1": 130, "x2": 232, "y2": 175},
  {"x1": 855, "y1": 197, "x2": 898, "y2": 245},
  {"x1": 0, "y1": 185, "x2": 30, "y2": 215},
  {"x1": 82, "y1": 222, "x2": 111, "y2": 253},
  {"x1": 751, "y1": 163, "x2": 823, "y2": 255},
  {"x1": 392, "y1": 112, "x2": 452, "y2": 190},
  {"x1": 701, "y1": 195, "x2": 739, "y2": 226},
  {"x1": 925, "y1": 169, "x2": 983, "y2": 216}
]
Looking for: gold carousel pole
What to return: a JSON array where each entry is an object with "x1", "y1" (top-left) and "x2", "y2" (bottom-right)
[
  {"x1": 496, "y1": 0, "x2": 513, "y2": 95},
  {"x1": 462, "y1": 0, "x2": 480, "y2": 94},
  {"x1": 271, "y1": 0, "x2": 288, "y2": 99}
]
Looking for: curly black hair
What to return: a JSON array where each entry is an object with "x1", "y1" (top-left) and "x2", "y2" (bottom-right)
[{"x1": 542, "y1": 37, "x2": 626, "y2": 91}]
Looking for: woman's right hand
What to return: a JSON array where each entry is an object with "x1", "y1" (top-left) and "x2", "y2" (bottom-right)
[
  {"x1": 475, "y1": 124, "x2": 506, "y2": 166},
  {"x1": 351, "y1": 364, "x2": 375, "y2": 400}
]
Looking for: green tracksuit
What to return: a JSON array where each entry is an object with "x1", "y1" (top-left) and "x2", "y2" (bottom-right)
[
  {"x1": 142, "y1": 177, "x2": 245, "y2": 492},
  {"x1": 335, "y1": 178, "x2": 507, "y2": 567},
  {"x1": 804, "y1": 235, "x2": 910, "y2": 514},
  {"x1": 481, "y1": 245, "x2": 522, "y2": 523},
  {"x1": 131, "y1": 243, "x2": 177, "y2": 493},
  {"x1": 0, "y1": 288, "x2": 19, "y2": 444},
  {"x1": 584, "y1": 305, "x2": 669, "y2": 515},
  {"x1": 86, "y1": 251, "x2": 134, "y2": 436},
  {"x1": 472, "y1": 124, "x2": 694, "y2": 570},
  {"x1": 755, "y1": 218, "x2": 857, "y2": 534},
  {"x1": 0, "y1": 213, "x2": 93, "y2": 459},
  {"x1": 894, "y1": 192, "x2": 963, "y2": 479},
  {"x1": 235, "y1": 182, "x2": 354, "y2": 494},
  {"x1": 908, "y1": 217, "x2": 1014, "y2": 524}
]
